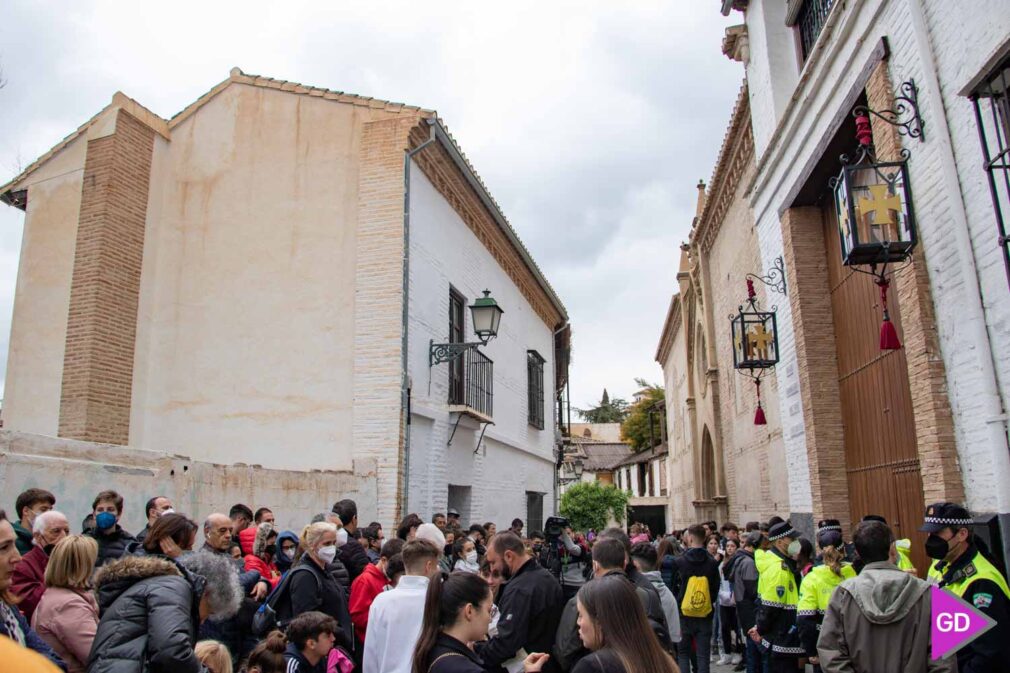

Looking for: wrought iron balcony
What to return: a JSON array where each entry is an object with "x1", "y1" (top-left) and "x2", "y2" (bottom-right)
[{"x1": 448, "y1": 347, "x2": 493, "y2": 420}]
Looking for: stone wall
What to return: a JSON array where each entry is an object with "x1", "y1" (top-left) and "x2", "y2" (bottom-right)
[{"x1": 0, "y1": 430, "x2": 376, "y2": 534}]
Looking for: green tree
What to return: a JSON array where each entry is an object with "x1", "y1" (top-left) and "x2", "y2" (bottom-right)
[
  {"x1": 575, "y1": 388, "x2": 630, "y2": 424},
  {"x1": 620, "y1": 379, "x2": 666, "y2": 451},
  {"x1": 560, "y1": 482, "x2": 630, "y2": 533}
]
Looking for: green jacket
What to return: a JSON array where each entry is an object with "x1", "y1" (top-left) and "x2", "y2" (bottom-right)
[{"x1": 12, "y1": 521, "x2": 33, "y2": 555}]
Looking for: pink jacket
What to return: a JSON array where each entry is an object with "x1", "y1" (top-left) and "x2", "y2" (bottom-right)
[{"x1": 31, "y1": 587, "x2": 99, "y2": 673}]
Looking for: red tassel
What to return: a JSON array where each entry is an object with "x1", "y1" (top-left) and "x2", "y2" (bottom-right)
[
  {"x1": 754, "y1": 378, "x2": 767, "y2": 425},
  {"x1": 876, "y1": 277, "x2": 902, "y2": 350}
]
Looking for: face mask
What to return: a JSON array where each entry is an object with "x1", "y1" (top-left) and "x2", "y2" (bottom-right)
[
  {"x1": 335, "y1": 528, "x2": 349, "y2": 548},
  {"x1": 317, "y1": 544, "x2": 338, "y2": 564},
  {"x1": 95, "y1": 512, "x2": 117, "y2": 531},
  {"x1": 265, "y1": 544, "x2": 277, "y2": 556},
  {"x1": 466, "y1": 551, "x2": 478, "y2": 565},
  {"x1": 925, "y1": 534, "x2": 952, "y2": 560},
  {"x1": 161, "y1": 508, "x2": 175, "y2": 516},
  {"x1": 280, "y1": 548, "x2": 294, "y2": 561},
  {"x1": 787, "y1": 540, "x2": 802, "y2": 557}
]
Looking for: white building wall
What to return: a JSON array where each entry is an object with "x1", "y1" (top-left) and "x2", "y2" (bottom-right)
[
  {"x1": 742, "y1": 0, "x2": 1010, "y2": 515},
  {"x1": 406, "y1": 161, "x2": 557, "y2": 529}
]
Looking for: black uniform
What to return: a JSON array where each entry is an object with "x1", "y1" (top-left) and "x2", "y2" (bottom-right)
[{"x1": 475, "y1": 558, "x2": 564, "y2": 673}]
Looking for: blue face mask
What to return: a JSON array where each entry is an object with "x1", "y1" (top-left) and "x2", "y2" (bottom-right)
[{"x1": 95, "y1": 512, "x2": 117, "y2": 530}]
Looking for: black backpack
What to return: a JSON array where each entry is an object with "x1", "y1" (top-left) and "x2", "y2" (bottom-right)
[{"x1": 251, "y1": 565, "x2": 319, "y2": 636}]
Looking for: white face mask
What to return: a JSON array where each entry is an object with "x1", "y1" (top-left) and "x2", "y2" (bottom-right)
[
  {"x1": 161, "y1": 508, "x2": 175, "y2": 516},
  {"x1": 317, "y1": 544, "x2": 338, "y2": 564},
  {"x1": 335, "y1": 528, "x2": 349, "y2": 548},
  {"x1": 465, "y1": 551, "x2": 479, "y2": 565}
]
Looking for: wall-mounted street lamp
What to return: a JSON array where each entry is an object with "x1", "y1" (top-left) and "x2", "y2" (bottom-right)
[
  {"x1": 429, "y1": 290, "x2": 504, "y2": 366},
  {"x1": 730, "y1": 280, "x2": 779, "y2": 426}
]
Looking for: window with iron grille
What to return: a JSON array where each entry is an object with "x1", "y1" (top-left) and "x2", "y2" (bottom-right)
[
  {"x1": 970, "y1": 53, "x2": 1010, "y2": 292},
  {"x1": 448, "y1": 289, "x2": 466, "y2": 405},
  {"x1": 527, "y1": 350, "x2": 545, "y2": 429},
  {"x1": 526, "y1": 491, "x2": 544, "y2": 535},
  {"x1": 796, "y1": 0, "x2": 835, "y2": 62}
]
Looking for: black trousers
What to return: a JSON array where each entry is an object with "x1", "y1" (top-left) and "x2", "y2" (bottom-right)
[{"x1": 768, "y1": 655, "x2": 800, "y2": 673}]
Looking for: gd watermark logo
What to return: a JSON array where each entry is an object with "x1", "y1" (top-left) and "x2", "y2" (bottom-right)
[{"x1": 931, "y1": 586, "x2": 997, "y2": 660}]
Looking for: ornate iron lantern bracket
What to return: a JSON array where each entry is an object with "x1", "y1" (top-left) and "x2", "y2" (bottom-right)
[
  {"x1": 853, "y1": 78, "x2": 925, "y2": 142},
  {"x1": 746, "y1": 256, "x2": 788, "y2": 296}
]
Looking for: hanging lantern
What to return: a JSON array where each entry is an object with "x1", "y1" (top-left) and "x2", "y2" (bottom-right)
[
  {"x1": 831, "y1": 112, "x2": 918, "y2": 350},
  {"x1": 730, "y1": 279, "x2": 779, "y2": 425}
]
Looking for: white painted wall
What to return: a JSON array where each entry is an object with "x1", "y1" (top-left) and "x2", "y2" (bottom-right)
[
  {"x1": 406, "y1": 161, "x2": 557, "y2": 528},
  {"x1": 742, "y1": 0, "x2": 1010, "y2": 514}
]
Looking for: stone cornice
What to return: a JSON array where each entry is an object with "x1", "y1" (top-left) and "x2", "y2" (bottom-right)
[{"x1": 655, "y1": 293, "x2": 683, "y2": 364}]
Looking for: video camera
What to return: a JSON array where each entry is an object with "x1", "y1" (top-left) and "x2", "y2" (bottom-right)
[{"x1": 544, "y1": 516, "x2": 569, "y2": 540}]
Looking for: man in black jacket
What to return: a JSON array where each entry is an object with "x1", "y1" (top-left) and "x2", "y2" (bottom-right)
[
  {"x1": 672, "y1": 524, "x2": 721, "y2": 673},
  {"x1": 733, "y1": 532, "x2": 761, "y2": 673},
  {"x1": 553, "y1": 537, "x2": 672, "y2": 671},
  {"x1": 331, "y1": 499, "x2": 369, "y2": 581},
  {"x1": 86, "y1": 490, "x2": 138, "y2": 568},
  {"x1": 477, "y1": 532, "x2": 563, "y2": 673}
]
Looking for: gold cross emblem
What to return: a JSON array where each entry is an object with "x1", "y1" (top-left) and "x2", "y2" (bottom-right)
[
  {"x1": 857, "y1": 184, "x2": 902, "y2": 242},
  {"x1": 747, "y1": 323, "x2": 774, "y2": 359}
]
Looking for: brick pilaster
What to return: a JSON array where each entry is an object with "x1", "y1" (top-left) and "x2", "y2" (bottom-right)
[
  {"x1": 59, "y1": 110, "x2": 154, "y2": 444},
  {"x1": 353, "y1": 114, "x2": 426, "y2": 526},
  {"x1": 781, "y1": 207, "x2": 851, "y2": 533},
  {"x1": 866, "y1": 62, "x2": 965, "y2": 504}
]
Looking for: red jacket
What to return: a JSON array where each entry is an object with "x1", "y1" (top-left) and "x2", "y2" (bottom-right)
[
  {"x1": 244, "y1": 554, "x2": 281, "y2": 588},
  {"x1": 11, "y1": 545, "x2": 49, "y2": 622},
  {"x1": 349, "y1": 562, "x2": 389, "y2": 643}
]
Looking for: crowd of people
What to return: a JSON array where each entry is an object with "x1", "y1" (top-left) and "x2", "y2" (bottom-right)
[{"x1": 0, "y1": 486, "x2": 1007, "y2": 673}]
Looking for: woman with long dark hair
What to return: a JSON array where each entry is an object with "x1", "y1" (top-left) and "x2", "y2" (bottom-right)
[
  {"x1": 572, "y1": 575, "x2": 680, "y2": 673},
  {"x1": 411, "y1": 572, "x2": 550, "y2": 673},
  {"x1": 136, "y1": 513, "x2": 198, "y2": 559}
]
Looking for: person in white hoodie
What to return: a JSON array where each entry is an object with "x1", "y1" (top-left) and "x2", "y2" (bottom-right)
[
  {"x1": 630, "y1": 542, "x2": 682, "y2": 646},
  {"x1": 363, "y1": 539, "x2": 441, "y2": 673}
]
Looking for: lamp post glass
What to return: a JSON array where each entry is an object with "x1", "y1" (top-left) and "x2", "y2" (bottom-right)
[
  {"x1": 573, "y1": 459, "x2": 584, "y2": 480},
  {"x1": 833, "y1": 158, "x2": 916, "y2": 267},
  {"x1": 470, "y1": 290, "x2": 504, "y2": 341}
]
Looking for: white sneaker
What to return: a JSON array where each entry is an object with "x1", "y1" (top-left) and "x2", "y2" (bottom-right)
[
  {"x1": 731, "y1": 653, "x2": 743, "y2": 664},
  {"x1": 718, "y1": 654, "x2": 732, "y2": 665}
]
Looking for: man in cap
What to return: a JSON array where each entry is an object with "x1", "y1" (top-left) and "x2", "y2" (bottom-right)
[
  {"x1": 446, "y1": 508, "x2": 461, "y2": 528},
  {"x1": 921, "y1": 502, "x2": 1009, "y2": 673},
  {"x1": 748, "y1": 520, "x2": 804, "y2": 673}
]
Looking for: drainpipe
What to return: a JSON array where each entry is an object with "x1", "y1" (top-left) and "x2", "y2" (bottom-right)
[
  {"x1": 401, "y1": 119, "x2": 437, "y2": 519},
  {"x1": 552, "y1": 321, "x2": 570, "y2": 515},
  {"x1": 906, "y1": 0, "x2": 1010, "y2": 514}
]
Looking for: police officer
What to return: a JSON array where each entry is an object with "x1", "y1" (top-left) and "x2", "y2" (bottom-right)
[
  {"x1": 921, "y1": 502, "x2": 1010, "y2": 673},
  {"x1": 797, "y1": 520, "x2": 855, "y2": 672},
  {"x1": 748, "y1": 520, "x2": 804, "y2": 673}
]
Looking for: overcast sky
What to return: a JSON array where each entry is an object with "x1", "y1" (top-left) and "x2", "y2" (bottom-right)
[{"x1": 0, "y1": 1, "x2": 743, "y2": 411}]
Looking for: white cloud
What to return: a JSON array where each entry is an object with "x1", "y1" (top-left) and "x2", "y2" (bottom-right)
[{"x1": 0, "y1": 0, "x2": 743, "y2": 404}]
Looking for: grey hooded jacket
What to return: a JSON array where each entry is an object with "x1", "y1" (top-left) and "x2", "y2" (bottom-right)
[{"x1": 817, "y1": 561, "x2": 954, "y2": 673}]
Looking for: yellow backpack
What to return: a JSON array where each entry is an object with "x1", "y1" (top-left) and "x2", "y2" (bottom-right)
[{"x1": 681, "y1": 575, "x2": 713, "y2": 618}]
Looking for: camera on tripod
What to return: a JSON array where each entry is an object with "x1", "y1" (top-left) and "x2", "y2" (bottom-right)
[{"x1": 544, "y1": 516, "x2": 569, "y2": 540}]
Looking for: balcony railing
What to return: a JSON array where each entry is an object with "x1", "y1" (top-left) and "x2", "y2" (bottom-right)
[
  {"x1": 448, "y1": 347, "x2": 493, "y2": 419},
  {"x1": 797, "y1": 0, "x2": 835, "y2": 61}
]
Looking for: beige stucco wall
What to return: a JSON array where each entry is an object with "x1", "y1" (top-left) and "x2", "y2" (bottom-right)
[
  {"x1": 662, "y1": 317, "x2": 696, "y2": 528},
  {"x1": 2, "y1": 109, "x2": 120, "y2": 435},
  {"x1": 129, "y1": 83, "x2": 402, "y2": 472}
]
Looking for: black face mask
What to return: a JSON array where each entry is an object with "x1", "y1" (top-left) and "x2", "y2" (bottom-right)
[
  {"x1": 925, "y1": 534, "x2": 951, "y2": 560},
  {"x1": 42, "y1": 544, "x2": 56, "y2": 556},
  {"x1": 265, "y1": 543, "x2": 277, "y2": 557}
]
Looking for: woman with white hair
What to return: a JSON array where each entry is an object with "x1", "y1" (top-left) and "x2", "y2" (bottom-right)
[
  {"x1": 88, "y1": 550, "x2": 242, "y2": 673},
  {"x1": 290, "y1": 521, "x2": 354, "y2": 653}
]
